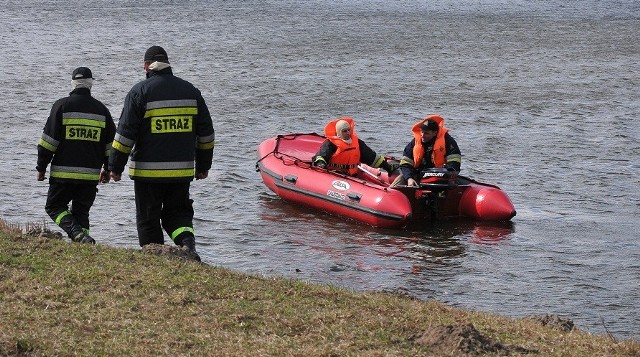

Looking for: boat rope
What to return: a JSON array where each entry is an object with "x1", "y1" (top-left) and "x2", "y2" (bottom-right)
[{"x1": 255, "y1": 133, "x2": 323, "y2": 171}]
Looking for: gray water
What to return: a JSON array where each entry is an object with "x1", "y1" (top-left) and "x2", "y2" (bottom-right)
[{"x1": 1, "y1": 0, "x2": 639, "y2": 340}]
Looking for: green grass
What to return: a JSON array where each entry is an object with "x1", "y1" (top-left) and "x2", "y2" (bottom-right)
[{"x1": 1, "y1": 219, "x2": 638, "y2": 356}]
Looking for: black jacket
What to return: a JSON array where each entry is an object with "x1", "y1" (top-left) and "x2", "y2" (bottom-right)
[
  {"x1": 398, "y1": 132, "x2": 462, "y2": 180},
  {"x1": 314, "y1": 139, "x2": 379, "y2": 166},
  {"x1": 313, "y1": 138, "x2": 391, "y2": 174},
  {"x1": 37, "y1": 88, "x2": 115, "y2": 184},
  {"x1": 109, "y1": 67, "x2": 215, "y2": 182}
]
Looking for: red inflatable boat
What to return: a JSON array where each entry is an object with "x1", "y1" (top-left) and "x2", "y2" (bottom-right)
[{"x1": 256, "y1": 133, "x2": 516, "y2": 228}]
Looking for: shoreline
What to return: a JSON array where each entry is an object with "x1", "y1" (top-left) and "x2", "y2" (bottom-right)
[{"x1": 1, "y1": 219, "x2": 638, "y2": 356}]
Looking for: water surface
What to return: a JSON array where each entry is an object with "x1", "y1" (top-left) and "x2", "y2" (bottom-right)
[{"x1": 1, "y1": 0, "x2": 638, "y2": 339}]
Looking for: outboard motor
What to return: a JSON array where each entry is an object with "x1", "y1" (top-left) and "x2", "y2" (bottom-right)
[
  {"x1": 419, "y1": 167, "x2": 458, "y2": 190},
  {"x1": 418, "y1": 168, "x2": 458, "y2": 219}
]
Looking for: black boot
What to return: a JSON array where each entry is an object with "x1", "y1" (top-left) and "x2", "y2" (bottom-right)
[
  {"x1": 177, "y1": 234, "x2": 200, "y2": 262},
  {"x1": 79, "y1": 233, "x2": 96, "y2": 244},
  {"x1": 57, "y1": 214, "x2": 84, "y2": 242},
  {"x1": 72, "y1": 231, "x2": 96, "y2": 244}
]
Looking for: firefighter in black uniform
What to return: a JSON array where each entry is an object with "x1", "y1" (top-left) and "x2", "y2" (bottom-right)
[
  {"x1": 312, "y1": 117, "x2": 393, "y2": 176},
  {"x1": 109, "y1": 46, "x2": 215, "y2": 261},
  {"x1": 36, "y1": 67, "x2": 116, "y2": 244},
  {"x1": 391, "y1": 115, "x2": 462, "y2": 187}
]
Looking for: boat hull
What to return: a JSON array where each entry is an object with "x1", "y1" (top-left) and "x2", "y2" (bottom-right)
[
  {"x1": 257, "y1": 134, "x2": 413, "y2": 228},
  {"x1": 256, "y1": 134, "x2": 516, "y2": 228},
  {"x1": 457, "y1": 180, "x2": 517, "y2": 221}
]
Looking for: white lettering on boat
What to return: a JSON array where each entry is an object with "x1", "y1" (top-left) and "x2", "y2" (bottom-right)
[
  {"x1": 327, "y1": 190, "x2": 345, "y2": 200},
  {"x1": 331, "y1": 180, "x2": 350, "y2": 191}
]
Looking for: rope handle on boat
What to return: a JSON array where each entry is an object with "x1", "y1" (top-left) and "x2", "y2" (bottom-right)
[{"x1": 255, "y1": 133, "x2": 324, "y2": 172}]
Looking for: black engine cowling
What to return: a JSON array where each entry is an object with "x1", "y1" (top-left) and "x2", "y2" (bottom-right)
[{"x1": 419, "y1": 168, "x2": 458, "y2": 190}]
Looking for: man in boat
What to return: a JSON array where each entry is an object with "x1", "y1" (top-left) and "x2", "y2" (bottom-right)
[
  {"x1": 108, "y1": 46, "x2": 215, "y2": 261},
  {"x1": 390, "y1": 115, "x2": 462, "y2": 187},
  {"x1": 312, "y1": 117, "x2": 393, "y2": 176},
  {"x1": 36, "y1": 67, "x2": 116, "y2": 244}
]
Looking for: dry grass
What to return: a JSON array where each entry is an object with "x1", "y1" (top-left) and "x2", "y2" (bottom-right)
[{"x1": 0, "y1": 219, "x2": 638, "y2": 356}]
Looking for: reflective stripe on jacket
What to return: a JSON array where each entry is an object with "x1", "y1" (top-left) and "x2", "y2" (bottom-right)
[
  {"x1": 36, "y1": 88, "x2": 115, "y2": 183},
  {"x1": 109, "y1": 67, "x2": 215, "y2": 182}
]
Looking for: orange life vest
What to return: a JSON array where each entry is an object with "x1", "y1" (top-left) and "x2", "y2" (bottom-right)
[
  {"x1": 324, "y1": 117, "x2": 360, "y2": 175},
  {"x1": 412, "y1": 114, "x2": 448, "y2": 169}
]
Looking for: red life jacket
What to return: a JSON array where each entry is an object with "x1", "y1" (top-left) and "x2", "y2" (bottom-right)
[
  {"x1": 412, "y1": 114, "x2": 448, "y2": 169},
  {"x1": 324, "y1": 117, "x2": 360, "y2": 176}
]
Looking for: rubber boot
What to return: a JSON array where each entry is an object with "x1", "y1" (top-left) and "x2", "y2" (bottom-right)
[
  {"x1": 177, "y1": 234, "x2": 200, "y2": 262},
  {"x1": 72, "y1": 231, "x2": 96, "y2": 244},
  {"x1": 57, "y1": 214, "x2": 84, "y2": 242},
  {"x1": 79, "y1": 233, "x2": 96, "y2": 244}
]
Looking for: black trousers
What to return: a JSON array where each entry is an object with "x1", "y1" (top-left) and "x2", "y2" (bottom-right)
[
  {"x1": 45, "y1": 181, "x2": 97, "y2": 238},
  {"x1": 134, "y1": 181, "x2": 194, "y2": 247}
]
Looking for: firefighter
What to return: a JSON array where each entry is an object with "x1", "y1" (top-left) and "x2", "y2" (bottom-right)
[
  {"x1": 109, "y1": 46, "x2": 215, "y2": 261},
  {"x1": 36, "y1": 67, "x2": 116, "y2": 244},
  {"x1": 391, "y1": 115, "x2": 462, "y2": 187},
  {"x1": 312, "y1": 117, "x2": 393, "y2": 176}
]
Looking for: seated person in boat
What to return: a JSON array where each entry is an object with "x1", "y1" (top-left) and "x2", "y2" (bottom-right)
[
  {"x1": 391, "y1": 115, "x2": 462, "y2": 187},
  {"x1": 312, "y1": 117, "x2": 393, "y2": 176}
]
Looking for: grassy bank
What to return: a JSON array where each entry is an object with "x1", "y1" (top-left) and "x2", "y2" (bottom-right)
[{"x1": 1, "y1": 220, "x2": 638, "y2": 356}]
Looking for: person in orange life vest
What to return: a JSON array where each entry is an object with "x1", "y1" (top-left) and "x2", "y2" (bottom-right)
[
  {"x1": 312, "y1": 117, "x2": 393, "y2": 176},
  {"x1": 390, "y1": 115, "x2": 461, "y2": 187}
]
